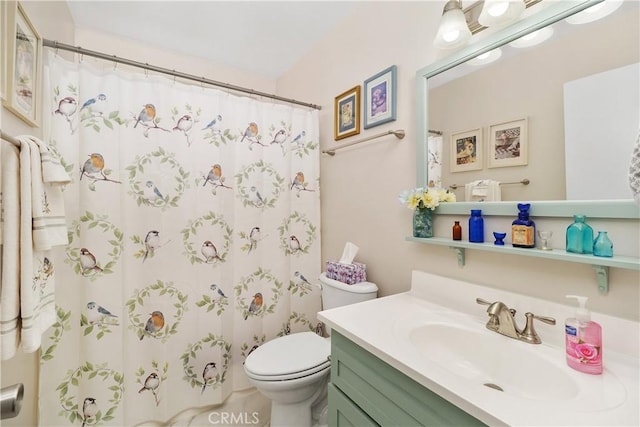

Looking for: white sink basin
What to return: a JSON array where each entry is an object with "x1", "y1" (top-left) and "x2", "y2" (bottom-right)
[
  {"x1": 409, "y1": 322, "x2": 579, "y2": 401},
  {"x1": 401, "y1": 313, "x2": 628, "y2": 413}
]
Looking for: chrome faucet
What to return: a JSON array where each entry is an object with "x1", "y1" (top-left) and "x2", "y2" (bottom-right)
[{"x1": 476, "y1": 298, "x2": 556, "y2": 344}]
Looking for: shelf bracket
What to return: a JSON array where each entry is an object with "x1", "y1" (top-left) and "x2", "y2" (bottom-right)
[
  {"x1": 592, "y1": 265, "x2": 609, "y2": 294},
  {"x1": 449, "y1": 247, "x2": 466, "y2": 267}
]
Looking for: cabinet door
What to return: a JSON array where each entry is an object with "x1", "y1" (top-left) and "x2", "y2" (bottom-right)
[
  {"x1": 328, "y1": 383, "x2": 379, "y2": 427},
  {"x1": 331, "y1": 332, "x2": 486, "y2": 427}
]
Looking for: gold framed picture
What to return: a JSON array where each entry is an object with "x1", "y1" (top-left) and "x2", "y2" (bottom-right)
[{"x1": 334, "y1": 85, "x2": 361, "y2": 141}]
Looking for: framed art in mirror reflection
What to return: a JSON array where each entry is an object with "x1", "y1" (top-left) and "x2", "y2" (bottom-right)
[
  {"x1": 451, "y1": 128, "x2": 483, "y2": 173},
  {"x1": 488, "y1": 117, "x2": 528, "y2": 168}
]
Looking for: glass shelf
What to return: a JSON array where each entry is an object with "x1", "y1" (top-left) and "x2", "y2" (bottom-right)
[{"x1": 406, "y1": 236, "x2": 640, "y2": 294}]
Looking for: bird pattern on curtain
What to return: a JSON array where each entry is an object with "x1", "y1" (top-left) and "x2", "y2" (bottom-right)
[{"x1": 39, "y1": 53, "x2": 321, "y2": 426}]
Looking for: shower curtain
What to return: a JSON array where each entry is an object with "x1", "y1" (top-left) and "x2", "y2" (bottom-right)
[
  {"x1": 38, "y1": 52, "x2": 321, "y2": 426},
  {"x1": 427, "y1": 135, "x2": 443, "y2": 188}
]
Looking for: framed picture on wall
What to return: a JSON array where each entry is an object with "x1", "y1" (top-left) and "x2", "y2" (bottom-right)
[
  {"x1": 487, "y1": 118, "x2": 528, "y2": 168},
  {"x1": 2, "y1": 1, "x2": 42, "y2": 127},
  {"x1": 334, "y1": 85, "x2": 361, "y2": 140},
  {"x1": 450, "y1": 128, "x2": 483, "y2": 172},
  {"x1": 363, "y1": 65, "x2": 397, "y2": 129}
]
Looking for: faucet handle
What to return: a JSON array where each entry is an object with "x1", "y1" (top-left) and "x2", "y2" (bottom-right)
[
  {"x1": 476, "y1": 298, "x2": 492, "y2": 306},
  {"x1": 520, "y1": 312, "x2": 556, "y2": 344}
]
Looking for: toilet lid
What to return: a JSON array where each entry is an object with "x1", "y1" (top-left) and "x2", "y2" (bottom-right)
[{"x1": 244, "y1": 332, "x2": 330, "y2": 377}]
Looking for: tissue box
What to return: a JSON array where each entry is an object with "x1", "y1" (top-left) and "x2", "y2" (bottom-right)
[{"x1": 326, "y1": 261, "x2": 367, "y2": 284}]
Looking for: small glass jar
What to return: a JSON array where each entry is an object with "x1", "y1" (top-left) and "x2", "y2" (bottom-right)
[
  {"x1": 452, "y1": 221, "x2": 462, "y2": 240},
  {"x1": 593, "y1": 231, "x2": 613, "y2": 257}
]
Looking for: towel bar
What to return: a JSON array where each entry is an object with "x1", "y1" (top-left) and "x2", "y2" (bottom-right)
[{"x1": 449, "y1": 178, "x2": 530, "y2": 190}]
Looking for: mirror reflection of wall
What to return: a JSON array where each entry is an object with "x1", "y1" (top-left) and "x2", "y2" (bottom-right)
[
  {"x1": 564, "y1": 62, "x2": 639, "y2": 200},
  {"x1": 428, "y1": 2, "x2": 639, "y2": 201}
]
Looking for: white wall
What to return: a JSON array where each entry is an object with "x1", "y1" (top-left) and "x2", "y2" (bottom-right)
[
  {"x1": 277, "y1": 2, "x2": 639, "y2": 321},
  {"x1": 564, "y1": 62, "x2": 639, "y2": 200}
]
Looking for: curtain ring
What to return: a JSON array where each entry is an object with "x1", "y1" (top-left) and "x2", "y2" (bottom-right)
[
  {"x1": 113, "y1": 55, "x2": 118, "y2": 71},
  {"x1": 201, "y1": 79, "x2": 205, "y2": 91},
  {"x1": 54, "y1": 47, "x2": 59, "y2": 57},
  {"x1": 172, "y1": 71, "x2": 176, "y2": 84},
  {"x1": 144, "y1": 65, "x2": 149, "y2": 78}
]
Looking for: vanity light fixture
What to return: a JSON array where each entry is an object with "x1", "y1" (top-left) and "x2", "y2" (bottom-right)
[
  {"x1": 565, "y1": 0, "x2": 623, "y2": 25},
  {"x1": 508, "y1": 26, "x2": 554, "y2": 48},
  {"x1": 433, "y1": 0, "x2": 472, "y2": 49},
  {"x1": 478, "y1": 0, "x2": 526, "y2": 27},
  {"x1": 467, "y1": 48, "x2": 503, "y2": 65}
]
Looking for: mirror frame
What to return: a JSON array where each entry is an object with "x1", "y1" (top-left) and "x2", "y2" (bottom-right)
[{"x1": 416, "y1": 0, "x2": 640, "y2": 219}]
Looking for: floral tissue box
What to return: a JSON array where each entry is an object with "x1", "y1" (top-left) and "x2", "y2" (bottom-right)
[{"x1": 326, "y1": 261, "x2": 367, "y2": 285}]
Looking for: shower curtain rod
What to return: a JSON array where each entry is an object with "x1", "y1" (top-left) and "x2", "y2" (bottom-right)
[{"x1": 43, "y1": 39, "x2": 322, "y2": 110}]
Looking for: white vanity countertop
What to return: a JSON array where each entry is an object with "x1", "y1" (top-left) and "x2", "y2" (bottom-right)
[{"x1": 318, "y1": 271, "x2": 640, "y2": 427}]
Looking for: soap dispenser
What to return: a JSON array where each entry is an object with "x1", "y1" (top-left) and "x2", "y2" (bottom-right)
[{"x1": 565, "y1": 295, "x2": 602, "y2": 375}]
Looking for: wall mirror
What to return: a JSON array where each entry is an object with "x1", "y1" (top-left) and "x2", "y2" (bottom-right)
[{"x1": 416, "y1": 0, "x2": 640, "y2": 218}]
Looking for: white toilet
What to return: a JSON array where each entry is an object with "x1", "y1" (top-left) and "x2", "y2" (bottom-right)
[{"x1": 243, "y1": 272, "x2": 378, "y2": 427}]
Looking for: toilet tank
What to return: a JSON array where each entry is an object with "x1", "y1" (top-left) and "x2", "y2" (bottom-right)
[{"x1": 319, "y1": 272, "x2": 378, "y2": 310}]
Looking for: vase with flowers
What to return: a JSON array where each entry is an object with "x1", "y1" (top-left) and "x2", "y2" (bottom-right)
[{"x1": 399, "y1": 187, "x2": 456, "y2": 238}]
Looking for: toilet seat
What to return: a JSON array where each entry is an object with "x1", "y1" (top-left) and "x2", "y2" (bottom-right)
[{"x1": 244, "y1": 332, "x2": 330, "y2": 381}]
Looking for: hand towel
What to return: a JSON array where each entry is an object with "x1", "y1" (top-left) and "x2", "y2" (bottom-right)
[
  {"x1": 19, "y1": 135, "x2": 70, "y2": 252},
  {"x1": 465, "y1": 179, "x2": 502, "y2": 202},
  {"x1": 18, "y1": 137, "x2": 58, "y2": 354},
  {"x1": 1, "y1": 142, "x2": 22, "y2": 360},
  {"x1": 30, "y1": 135, "x2": 71, "y2": 184}
]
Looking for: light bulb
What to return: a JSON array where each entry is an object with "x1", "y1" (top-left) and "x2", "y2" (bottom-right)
[
  {"x1": 478, "y1": 0, "x2": 525, "y2": 28},
  {"x1": 433, "y1": 0, "x2": 471, "y2": 49},
  {"x1": 443, "y1": 30, "x2": 461, "y2": 43},
  {"x1": 566, "y1": 0, "x2": 623, "y2": 25},
  {"x1": 488, "y1": 2, "x2": 509, "y2": 17},
  {"x1": 509, "y1": 26, "x2": 554, "y2": 48},
  {"x1": 468, "y1": 48, "x2": 503, "y2": 66}
]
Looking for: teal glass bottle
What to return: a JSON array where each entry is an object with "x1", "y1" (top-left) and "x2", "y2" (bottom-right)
[
  {"x1": 511, "y1": 203, "x2": 535, "y2": 248},
  {"x1": 566, "y1": 215, "x2": 594, "y2": 254},
  {"x1": 593, "y1": 231, "x2": 613, "y2": 257}
]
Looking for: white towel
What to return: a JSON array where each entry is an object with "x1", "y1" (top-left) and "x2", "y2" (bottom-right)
[
  {"x1": 20, "y1": 135, "x2": 70, "y2": 251},
  {"x1": 0, "y1": 136, "x2": 66, "y2": 360},
  {"x1": 1, "y1": 142, "x2": 22, "y2": 360},
  {"x1": 465, "y1": 179, "x2": 502, "y2": 202}
]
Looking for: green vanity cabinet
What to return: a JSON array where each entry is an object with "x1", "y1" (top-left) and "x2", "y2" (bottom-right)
[{"x1": 328, "y1": 331, "x2": 487, "y2": 427}]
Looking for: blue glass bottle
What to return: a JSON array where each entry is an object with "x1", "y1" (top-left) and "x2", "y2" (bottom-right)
[
  {"x1": 469, "y1": 209, "x2": 484, "y2": 243},
  {"x1": 593, "y1": 231, "x2": 613, "y2": 257},
  {"x1": 512, "y1": 203, "x2": 535, "y2": 248},
  {"x1": 566, "y1": 215, "x2": 594, "y2": 254}
]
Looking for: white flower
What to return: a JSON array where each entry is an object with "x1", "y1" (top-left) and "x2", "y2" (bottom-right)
[{"x1": 398, "y1": 186, "x2": 456, "y2": 211}]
